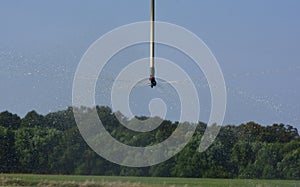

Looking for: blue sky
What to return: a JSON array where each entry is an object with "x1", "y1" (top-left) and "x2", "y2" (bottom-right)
[{"x1": 0, "y1": 0, "x2": 300, "y2": 128}]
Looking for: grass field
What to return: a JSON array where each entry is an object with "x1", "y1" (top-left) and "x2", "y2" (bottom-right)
[{"x1": 0, "y1": 174, "x2": 299, "y2": 187}]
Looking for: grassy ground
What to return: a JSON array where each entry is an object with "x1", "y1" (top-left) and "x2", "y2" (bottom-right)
[{"x1": 0, "y1": 174, "x2": 299, "y2": 187}]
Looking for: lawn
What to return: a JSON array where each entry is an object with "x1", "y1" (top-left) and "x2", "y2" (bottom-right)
[{"x1": 0, "y1": 174, "x2": 299, "y2": 187}]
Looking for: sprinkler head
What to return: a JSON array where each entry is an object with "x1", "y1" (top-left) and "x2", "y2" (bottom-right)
[{"x1": 150, "y1": 76, "x2": 157, "y2": 88}]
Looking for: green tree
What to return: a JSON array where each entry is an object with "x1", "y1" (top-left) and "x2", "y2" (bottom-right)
[
  {"x1": 237, "y1": 122, "x2": 263, "y2": 142},
  {"x1": 149, "y1": 158, "x2": 175, "y2": 177},
  {"x1": 45, "y1": 107, "x2": 76, "y2": 130},
  {"x1": 21, "y1": 111, "x2": 45, "y2": 128},
  {"x1": 253, "y1": 143, "x2": 283, "y2": 179},
  {"x1": 48, "y1": 127, "x2": 87, "y2": 174},
  {"x1": 0, "y1": 126, "x2": 18, "y2": 172},
  {"x1": 277, "y1": 139, "x2": 300, "y2": 179},
  {"x1": 15, "y1": 127, "x2": 61, "y2": 173},
  {"x1": 262, "y1": 124, "x2": 298, "y2": 143},
  {"x1": 0, "y1": 111, "x2": 21, "y2": 129},
  {"x1": 231, "y1": 141, "x2": 256, "y2": 176},
  {"x1": 75, "y1": 149, "x2": 119, "y2": 175}
]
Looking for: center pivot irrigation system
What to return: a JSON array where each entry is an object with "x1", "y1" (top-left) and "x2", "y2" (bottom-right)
[{"x1": 149, "y1": 0, "x2": 157, "y2": 88}]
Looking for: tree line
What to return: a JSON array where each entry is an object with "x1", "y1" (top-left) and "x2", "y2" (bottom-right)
[{"x1": 0, "y1": 106, "x2": 299, "y2": 179}]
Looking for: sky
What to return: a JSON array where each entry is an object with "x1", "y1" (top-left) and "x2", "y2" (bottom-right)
[{"x1": 0, "y1": 0, "x2": 300, "y2": 129}]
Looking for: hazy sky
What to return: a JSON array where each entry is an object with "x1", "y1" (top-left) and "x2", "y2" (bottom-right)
[{"x1": 0, "y1": 0, "x2": 299, "y2": 129}]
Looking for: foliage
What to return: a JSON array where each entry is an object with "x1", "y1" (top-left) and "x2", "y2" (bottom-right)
[{"x1": 0, "y1": 108, "x2": 299, "y2": 179}]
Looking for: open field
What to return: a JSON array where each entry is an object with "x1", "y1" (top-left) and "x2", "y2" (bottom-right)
[{"x1": 0, "y1": 174, "x2": 299, "y2": 187}]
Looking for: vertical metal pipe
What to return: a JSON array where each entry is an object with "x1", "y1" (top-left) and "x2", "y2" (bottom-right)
[{"x1": 150, "y1": 0, "x2": 155, "y2": 78}]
